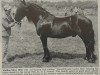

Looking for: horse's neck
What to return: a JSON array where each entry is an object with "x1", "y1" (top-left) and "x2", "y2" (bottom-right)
[
  {"x1": 30, "y1": 13, "x2": 55, "y2": 26},
  {"x1": 27, "y1": 5, "x2": 55, "y2": 25}
]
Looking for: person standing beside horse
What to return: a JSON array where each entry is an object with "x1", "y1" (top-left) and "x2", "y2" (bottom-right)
[{"x1": 2, "y1": 5, "x2": 16, "y2": 63}]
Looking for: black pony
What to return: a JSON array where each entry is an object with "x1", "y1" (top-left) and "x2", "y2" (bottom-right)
[{"x1": 15, "y1": 1, "x2": 96, "y2": 63}]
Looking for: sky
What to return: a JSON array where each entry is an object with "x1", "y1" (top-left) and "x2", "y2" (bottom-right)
[
  {"x1": 37, "y1": 0, "x2": 97, "y2": 2},
  {"x1": 3, "y1": 0, "x2": 97, "y2": 2}
]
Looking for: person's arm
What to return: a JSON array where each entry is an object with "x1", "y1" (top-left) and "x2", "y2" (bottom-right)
[
  {"x1": 2, "y1": 18, "x2": 10, "y2": 28},
  {"x1": 2, "y1": 19, "x2": 16, "y2": 28}
]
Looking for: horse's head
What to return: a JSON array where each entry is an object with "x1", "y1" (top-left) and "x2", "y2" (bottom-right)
[
  {"x1": 14, "y1": 2, "x2": 40, "y2": 24},
  {"x1": 14, "y1": 5, "x2": 26, "y2": 22},
  {"x1": 14, "y1": 0, "x2": 53, "y2": 25},
  {"x1": 14, "y1": 0, "x2": 28, "y2": 22}
]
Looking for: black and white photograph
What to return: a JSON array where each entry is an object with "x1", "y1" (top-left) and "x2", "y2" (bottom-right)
[{"x1": 1, "y1": 0, "x2": 98, "y2": 71}]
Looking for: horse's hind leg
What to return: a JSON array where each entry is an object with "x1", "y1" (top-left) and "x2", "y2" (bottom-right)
[
  {"x1": 79, "y1": 30, "x2": 96, "y2": 63},
  {"x1": 40, "y1": 36, "x2": 51, "y2": 62}
]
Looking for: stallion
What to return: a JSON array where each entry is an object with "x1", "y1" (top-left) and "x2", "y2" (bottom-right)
[{"x1": 14, "y1": 1, "x2": 96, "y2": 63}]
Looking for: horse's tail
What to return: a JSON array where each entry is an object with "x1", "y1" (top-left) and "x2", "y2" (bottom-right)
[
  {"x1": 79, "y1": 17, "x2": 96, "y2": 63},
  {"x1": 88, "y1": 20, "x2": 96, "y2": 62},
  {"x1": 88, "y1": 19, "x2": 95, "y2": 45},
  {"x1": 90, "y1": 28, "x2": 95, "y2": 45}
]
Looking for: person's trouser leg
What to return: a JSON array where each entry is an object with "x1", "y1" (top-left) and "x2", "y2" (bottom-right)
[{"x1": 2, "y1": 36, "x2": 9, "y2": 62}]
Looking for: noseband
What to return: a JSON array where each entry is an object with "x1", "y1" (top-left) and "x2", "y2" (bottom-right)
[{"x1": 14, "y1": 20, "x2": 22, "y2": 27}]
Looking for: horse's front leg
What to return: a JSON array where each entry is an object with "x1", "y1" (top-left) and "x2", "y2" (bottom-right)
[{"x1": 40, "y1": 36, "x2": 51, "y2": 62}]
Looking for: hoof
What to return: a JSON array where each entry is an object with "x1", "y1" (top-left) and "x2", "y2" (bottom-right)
[
  {"x1": 84, "y1": 55, "x2": 96, "y2": 63},
  {"x1": 42, "y1": 57, "x2": 51, "y2": 62},
  {"x1": 84, "y1": 57, "x2": 95, "y2": 63},
  {"x1": 88, "y1": 58, "x2": 95, "y2": 63}
]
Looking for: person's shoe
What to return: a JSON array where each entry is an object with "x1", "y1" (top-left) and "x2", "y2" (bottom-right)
[{"x1": 2, "y1": 57, "x2": 9, "y2": 64}]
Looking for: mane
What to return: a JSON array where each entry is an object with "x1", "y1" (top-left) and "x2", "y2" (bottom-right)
[
  {"x1": 27, "y1": 2, "x2": 51, "y2": 15},
  {"x1": 27, "y1": 2, "x2": 54, "y2": 20}
]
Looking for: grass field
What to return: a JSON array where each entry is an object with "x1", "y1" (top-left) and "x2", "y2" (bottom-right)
[{"x1": 2, "y1": 13, "x2": 98, "y2": 68}]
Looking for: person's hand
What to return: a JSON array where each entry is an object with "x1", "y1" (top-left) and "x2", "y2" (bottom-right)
[{"x1": 9, "y1": 22, "x2": 16, "y2": 27}]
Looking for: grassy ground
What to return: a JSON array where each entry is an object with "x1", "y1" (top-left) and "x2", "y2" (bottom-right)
[{"x1": 2, "y1": 14, "x2": 98, "y2": 68}]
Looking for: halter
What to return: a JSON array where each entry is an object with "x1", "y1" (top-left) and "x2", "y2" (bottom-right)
[{"x1": 14, "y1": 20, "x2": 22, "y2": 27}]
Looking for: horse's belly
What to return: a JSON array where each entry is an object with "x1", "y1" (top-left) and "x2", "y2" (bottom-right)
[
  {"x1": 48, "y1": 24, "x2": 73, "y2": 38},
  {"x1": 48, "y1": 34, "x2": 72, "y2": 38},
  {"x1": 49, "y1": 29, "x2": 72, "y2": 38}
]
